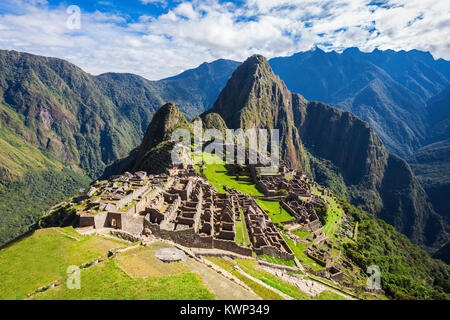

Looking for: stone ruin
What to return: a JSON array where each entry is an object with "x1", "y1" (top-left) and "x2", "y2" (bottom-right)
[
  {"x1": 76, "y1": 163, "x2": 299, "y2": 261},
  {"x1": 154, "y1": 248, "x2": 187, "y2": 262}
]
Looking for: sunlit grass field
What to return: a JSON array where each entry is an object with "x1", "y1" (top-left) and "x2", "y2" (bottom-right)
[{"x1": 0, "y1": 227, "x2": 127, "y2": 299}]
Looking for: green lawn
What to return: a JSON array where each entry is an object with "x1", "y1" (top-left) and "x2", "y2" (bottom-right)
[
  {"x1": 35, "y1": 260, "x2": 214, "y2": 300},
  {"x1": 257, "y1": 254, "x2": 297, "y2": 267},
  {"x1": 256, "y1": 199, "x2": 295, "y2": 224},
  {"x1": 294, "y1": 230, "x2": 311, "y2": 239},
  {"x1": 194, "y1": 153, "x2": 263, "y2": 196},
  {"x1": 311, "y1": 186, "x2": 345, "y2": 238},
  {"x1": 0, "y1": 228, "x2": 127, "y2": 299}
]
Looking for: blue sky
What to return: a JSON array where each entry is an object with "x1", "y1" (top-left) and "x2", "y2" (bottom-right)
[{"x1": 0, "y1": 0, "x2": 448, "y2": 79}]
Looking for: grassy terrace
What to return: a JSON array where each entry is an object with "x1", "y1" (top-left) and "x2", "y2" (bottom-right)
[
  {"x1": 311, "y1": 185, "x2": 345, "y2": 238},
  {"x1": 35, "y1": 260, "x2": 213, "y2": 300},
  {"x1": 256, "y1": 199, "x2": 295, "y2": 224},
  {"x1": 281, "y1": 234, "x2": 324, "y2": 271},
  {"x1": 193, "y1": 152, "x2": 263, "y2": 196},
  {"x1": 205, "y1": 257, "x2": 284, "y2": 300},
  {"x1": 206, "y1": 257, "x2": 346, "y2": 300},
  {"x1": 36, "y1": 241, "x2": 215, "y2": 300},
  {"x1": 235, "y1": 210, "x2": 251, "y2": 247},
  {"x1": 0, "y1": 228, "x2": 128, "y2": 299}
]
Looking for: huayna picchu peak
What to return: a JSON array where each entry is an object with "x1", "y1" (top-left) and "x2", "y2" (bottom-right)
[{"x1": 204, "y1": 54, "x2": 448, "y2": 251}]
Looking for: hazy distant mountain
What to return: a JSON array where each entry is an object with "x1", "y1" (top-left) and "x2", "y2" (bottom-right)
[{"x1": 269, "y1": 48, "x2": 450, "y2": 157}]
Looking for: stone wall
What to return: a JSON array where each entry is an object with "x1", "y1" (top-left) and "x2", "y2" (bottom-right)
[
  {"x1": 79, "y1": 216, "x2": 94, "y2": 228},
  {"x1": 93, "y1": 212, "x2": 108, "y2": 228},
  {"x1": 212, "y1": 238, "x2": 253, "y2": 257},
  {"x1": 110, "y1": 230, "x2": 142, "y2": 243},
  {"x1": 144, "y1": 219, "x2": 213, "y2": 249},
  {"x1": 121, "y1": 214, "x2": 144, "y2": 235},
  {"x1": 254, "y1": 245, "x2": 295, "y2": 261}
]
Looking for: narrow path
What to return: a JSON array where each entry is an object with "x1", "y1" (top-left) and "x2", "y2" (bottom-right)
[
  {"x1": 234, "y1": 266, "x2": 295, "y2": 300},
  {"x1": 186, "y1": 259, "x2": 261, "y2": 300}
]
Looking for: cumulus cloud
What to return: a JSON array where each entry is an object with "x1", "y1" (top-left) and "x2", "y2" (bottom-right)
[{"x1": 0, "y1": 0, "x2": 448, "y2": 79}]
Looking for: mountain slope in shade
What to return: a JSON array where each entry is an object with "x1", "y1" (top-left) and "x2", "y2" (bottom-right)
[
  {"x1": 207, "y1": 54, "x2": 447, "y2": 249},
  {"x1": 408, "y1": 86, "x2": 450, "y2": 225},
  {"x1": 269, "y1": 48, "x2": 450, "y2": 157},
  {"x1": 426, "y1": 85, "x2": 450, "y2": 144}
]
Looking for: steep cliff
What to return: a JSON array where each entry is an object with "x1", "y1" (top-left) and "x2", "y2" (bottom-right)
[
  {"x1": 103, "y1": 102, "x2": 192, "y2": 176},
  {"x1": 204, "y1": 54, "x2": 307, "y2": 169}
]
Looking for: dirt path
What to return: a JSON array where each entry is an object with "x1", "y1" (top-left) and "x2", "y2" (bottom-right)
[{"x1": 186, "y1": 259, "x2": 261, "y2": 300}]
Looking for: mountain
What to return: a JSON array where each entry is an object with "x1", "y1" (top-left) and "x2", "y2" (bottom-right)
[
  {"x1": 0, "y1": 49, "x2": 238, "y2": 246},
  {"x1": 204, "y1": 54, "x2": 447, "y2": 250},
  {"x1": 408, "y1": 86, "x2": 450, "y2": 222},
  {"x1": 269, "y1": 48, "x2": 450, "y2": 158},
  {"x1": 95, "y1": 58, "x2": 240, "y2": 122},
  {"x1": 204, "y1": 54, "x2": 307, "y2": 169}
]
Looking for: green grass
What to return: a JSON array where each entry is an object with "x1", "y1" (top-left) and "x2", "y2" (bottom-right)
[
  {"x1": 115, "y1": 242, "x2": 190, "y2": 278},
  {"x1": 311, "y1": 186, "x2": 345, "y2": 238},
  {"x1": 236, "y1": 259, "x2": 312, "y2": 300},
  {"x1": 34, "y1": 260, "x2": 214, "y2": 300},
  {"x1": 280, "y1": 234, "x2": 324, "y2": 271},
  {"x1": 0, "y1": 228, "x2": 127, "y2": 299},
  {"x1": 205, "y1": 257, "x2": 344, "y2": 300},
  {"x1": 194, "y1": 152, "x2": 263, "y2": 196},
  {"x1": 294, "y1": 230, "x2": 310, "y2": 239},
  {"x1": 256, "y1": 199, "x2": 295, "y2": 224},
  {"x1": 313, "y1": 290, "x2": 349, "y2": 300},
  {"x1": 204, "y1": 257, "x2": 284, "y2": 300},
  {"x1": 257, "y1": 254, "x2": 297, "y2": 267},
  {"x1": 235, "y1": 210, "x2": 251, "y2": 247}
]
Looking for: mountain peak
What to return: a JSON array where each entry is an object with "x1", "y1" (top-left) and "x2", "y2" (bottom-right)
[
  {"x1": 205, "y1": 54, "x2": 286, "y2": 129},
  {"x1": 134, "y1": 102, "x2": 188, "y2": 166},
  {"x1": 204, "y1": 53, "x2": 306, "y2": 168}
]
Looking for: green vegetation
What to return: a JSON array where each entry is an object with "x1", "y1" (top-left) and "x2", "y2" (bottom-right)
[
  {"x1": 294, "y1": 230, "x2": 310, "y2": 239},
  {"x1": 0, "y1": 168, "x2": 90, "y2": 246},
  {"x1": 235, "y1": 212, "x2": 251, "y2": 248},
  {"x1": 256, "y1": 199, "x2": 294, "y2": 224},
  {"x1": 340, "y1": 198, "x2": 450, "y2": 300},
  {"x1": 35, "y1": 260, "x2": 214, "y2": 300},
  {"x1": 0, "y1": 103, "x2": 91, "y2": 245},
  {"x1": 281, "y1": 234, "x2": 324, "y2": 271},
  {"x1": 116, "y1": 243, "x2": 190, "y2": 278},
  {"x1": 236, "y1": 259, "x2": 310, "y2": 300},
  {"x1": 0, "y1": 228, "x2": 127, "y2": 299},
  {"x1": 257, "y1": 255, "x2": 297, "y2": 267},
  {"x1": 194, "y1": 153, "x2": 263, "y2": 196},
  {"x1": 311, "y1": 186, "x2": 345, "y2": 238},
  {"x1": 205, "y1": 257, "x2": 284, "y2": 300},
  {"x1": 205, "y1": 257, "x2": 346, "y2": 300}
]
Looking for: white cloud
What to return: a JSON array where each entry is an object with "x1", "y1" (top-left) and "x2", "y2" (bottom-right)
[{"x1": 0, "y1": 0, "x2": 448, "y2": 80}]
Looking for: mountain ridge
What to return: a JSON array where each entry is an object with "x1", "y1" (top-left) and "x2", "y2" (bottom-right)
[{"x1": 203, "y1": 54, "x2": 447, "y2": 250}]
